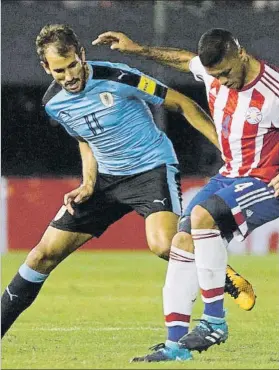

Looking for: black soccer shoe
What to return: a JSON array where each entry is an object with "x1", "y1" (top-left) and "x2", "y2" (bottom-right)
[
  {"x1": 178, "y1": 319, "x2": 228, "y2": 353},
  {"x1": 130, "y1": 342, "x2": 193, "y2": 362}
]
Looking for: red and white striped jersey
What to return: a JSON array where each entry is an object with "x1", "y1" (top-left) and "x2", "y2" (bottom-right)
[{"x1": 189, "y1": 56, "x2": 279, "y2": 183}]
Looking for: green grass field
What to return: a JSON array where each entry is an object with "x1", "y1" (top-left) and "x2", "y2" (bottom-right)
[{"x1": 1, "y1": 251, "x2": 279, "y2": 369}]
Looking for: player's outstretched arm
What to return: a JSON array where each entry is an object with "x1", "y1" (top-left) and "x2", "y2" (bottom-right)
[
  {"x1": 164, "y1": 88, "x2": 220, "y2": 150},
  {"x1": 92, "y1": 31, "x2": 195, "y2": 72},
  {"x1": 64, "y1": 140, "x2": 98, "y2": 215}
]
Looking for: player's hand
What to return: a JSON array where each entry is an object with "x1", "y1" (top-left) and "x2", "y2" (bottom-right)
[
  {"x1": 268, "y1": 174, "x2": 279, "y2": 198},
  {"x1": 92, "y1": 31, "x2": 142, "y2": 53},
  {"x1": 64, "y1": 184, "x2": 94, "y2": 215}
]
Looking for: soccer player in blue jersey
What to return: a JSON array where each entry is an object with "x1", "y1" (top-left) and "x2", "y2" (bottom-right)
[{"x1": 1, "y1": 24, "x2": 218, "y2": 344}]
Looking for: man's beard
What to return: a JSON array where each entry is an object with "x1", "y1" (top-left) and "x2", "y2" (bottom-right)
[
  {"x1": 63, "y1": 64, "x2": 87, "y2": 93},
  {"x1": 79, "y1": 64, "x2": 87, "y2": 91}
]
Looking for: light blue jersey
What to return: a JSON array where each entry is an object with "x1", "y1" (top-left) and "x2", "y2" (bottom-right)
[{"x1": 43, "y1": 61, "x2": 178, "y2": 175}]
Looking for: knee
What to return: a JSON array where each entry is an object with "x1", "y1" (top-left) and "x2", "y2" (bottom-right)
[
  {"x1": 191, "y1": 205, "x2": 215, "y2": 229},
  {"x1": 172, "y1": 231, "x2": 194, "y2": 253},
  {"x1": 25, "y1": 240, "x2": 60, "y2": 274},
  {"x1": 147, "y1": 232, "x2": 171, "y2": 260}
]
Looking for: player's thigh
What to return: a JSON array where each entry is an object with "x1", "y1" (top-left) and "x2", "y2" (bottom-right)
[
  {"x1": 130, "y1": 163, "x2": 181, "y2": 256},
  {"x1": 145, "y1": 211, "x2": 179, "y2": 256},
  {"x1": 26, "y1": 226, "x2": 92, "y2": 273},
  {"x1": 215, "y1": 177, "x2": 279, "y2": 240},
  {"x1": 179, "y1": 175, "x2": 224, "y2": 234}
]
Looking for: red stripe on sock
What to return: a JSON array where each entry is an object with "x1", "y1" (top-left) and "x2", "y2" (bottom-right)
[
  {"x1": 201, "y1": 287, "x2": 224, "y2": 298},
  {"x1": 193, "y1": 232, "x2": 220, "y2": 237},
  {"x1": 170, "y1": 251, "x2": 194, "y2": 261},
  {"x1": 170, "y1": 256, "x2": 195, "y2": 263},
  {"x1": 192, "y1": 234, "x2": 219, "y2": 240},
  {"x1": 165, "y1": 313, "x2": 191, "y2": 323},
  {"x1": 170, "y1": 252, "x2": 194, "y2": 262}
]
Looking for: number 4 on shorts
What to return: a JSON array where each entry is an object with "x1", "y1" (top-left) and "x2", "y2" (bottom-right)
[{"x1": 234, "y1": 182, "x2": 254, "y2": 193}]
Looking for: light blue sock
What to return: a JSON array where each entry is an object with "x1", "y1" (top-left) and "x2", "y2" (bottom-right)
[
  {"x1": 165, "y1": 340, "x2": 180, "y2": 350},
  {"x1": 19, "y1": 263, "x2": 49, "y2": 283}
]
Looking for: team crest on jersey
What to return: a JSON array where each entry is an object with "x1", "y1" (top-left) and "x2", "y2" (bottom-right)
[
  {"x1": 245, "y1": 107, "x2": 263, "y2": 124},
  {"x1": 222, "y1": 114, "x2": 231, "y2": 138},
  {"x1": 99, "y1": 92, "x2": 114, "y2": 107}
]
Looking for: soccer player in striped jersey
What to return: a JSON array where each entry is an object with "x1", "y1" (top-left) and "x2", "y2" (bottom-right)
[{"x1": 93, "y1": 29, "x2": 279, "y2": 361}]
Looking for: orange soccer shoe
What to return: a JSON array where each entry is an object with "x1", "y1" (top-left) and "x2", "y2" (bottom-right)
[{"x1": 225, "y1": 265, "x2": 256, "y2": 311}]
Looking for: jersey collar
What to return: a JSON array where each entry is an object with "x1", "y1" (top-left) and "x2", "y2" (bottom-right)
[{"x1": 239, "y1": 60, "x2": 265, "y2": 92}]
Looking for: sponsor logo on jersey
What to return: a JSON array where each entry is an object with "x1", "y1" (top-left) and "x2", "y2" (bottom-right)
[
  {"x1": 117, "y1": 70, "x2": 128, "y2": 80},
  {"x1": 99, "y1": 92, "x2": 114, "y2": 107},
  {"x1": 58, "y1": 110, "x2": 72, "y2": 122},
  {"x1": 245, "y1": 107, "x2": 263, "y2": 124}
]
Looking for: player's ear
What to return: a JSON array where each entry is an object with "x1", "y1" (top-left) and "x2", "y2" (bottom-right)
[
  {"x1": 41, "y1": 61, "x2": 52, "y2": 75},
  {"x1": 239, "y1": 47, "x2": 248, "y2": 62}
]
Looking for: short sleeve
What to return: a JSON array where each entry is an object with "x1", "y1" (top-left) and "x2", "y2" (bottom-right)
[
  {"x1": 117, "y1": 72, "x2": 168, "y2": 106},
  {"x1": 91, "y1": 62, "x2": 168, "y2": 106},
  {"x1": 189, "y1": 56, "x2": 207, "y2": 82}
]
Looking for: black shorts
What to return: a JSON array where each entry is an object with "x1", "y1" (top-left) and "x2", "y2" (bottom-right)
[{"x1": 50, "y1": 164, "x2": 182, "y2": 237}]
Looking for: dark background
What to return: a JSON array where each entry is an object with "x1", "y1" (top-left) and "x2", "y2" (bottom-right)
[{"x1": 2, "y1": 0, "x2": 279, "y2": 177}]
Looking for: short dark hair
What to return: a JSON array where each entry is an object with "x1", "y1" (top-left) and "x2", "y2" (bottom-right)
[
  {"x1": 198, "y1": 28, "x2": 239, "y2": 67},
  {"x1": 36, "y1": 24, "x2": 82, "y2": 63}
]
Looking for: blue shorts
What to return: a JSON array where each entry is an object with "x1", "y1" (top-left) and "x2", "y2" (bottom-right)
[{"x1": 180, "y1": 174, "x2": 279, "y2": 241}]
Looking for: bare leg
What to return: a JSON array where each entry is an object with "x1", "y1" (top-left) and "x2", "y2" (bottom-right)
[{"x1": 1, "y1": 226, "x2": 92, "y2": 337}]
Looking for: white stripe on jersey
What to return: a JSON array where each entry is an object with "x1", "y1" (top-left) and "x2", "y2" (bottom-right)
[
  {"x1": 212, "y1": 87, "x2": 229, "y2": 164},
  {"x1": 238, "y1": 190, "x2": 273, "y2": 207},
  {"x1": 240, "y1": 194, "x2": 275, "y2": 209},
  {"x1": 228, "y1": 89, "x2": 252, "y2": 177},
  {"x1": 244, "y1": 77, "x2": 278, "y2": 176},
  {"x1": 236, "y1": 187, "x2": 267, "y2": 201}
]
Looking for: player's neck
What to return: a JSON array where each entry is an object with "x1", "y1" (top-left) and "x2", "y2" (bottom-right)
[{"x1": 244, "y1": 56, "x2": 261, "y2": 86}]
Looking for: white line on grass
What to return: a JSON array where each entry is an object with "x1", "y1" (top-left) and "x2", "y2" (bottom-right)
[{"x1": 13, "y1": 327, "x2": 165, "y2": 332}]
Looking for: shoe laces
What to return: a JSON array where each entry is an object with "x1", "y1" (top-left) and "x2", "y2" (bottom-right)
[
  {"x1": 148, "y1": 343, "x2": 166, "y2": 352},
  {"x1": 225, "y1": 274, "x2": 240, "y2": 298}
]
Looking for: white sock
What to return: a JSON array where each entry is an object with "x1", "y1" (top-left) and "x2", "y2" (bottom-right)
[
  {"x1": 191, "y1": 229, "x2": 227, "y2": 317},
  {"x1": 163, "y1": 245, "x2": 198, "y2": 334}
]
